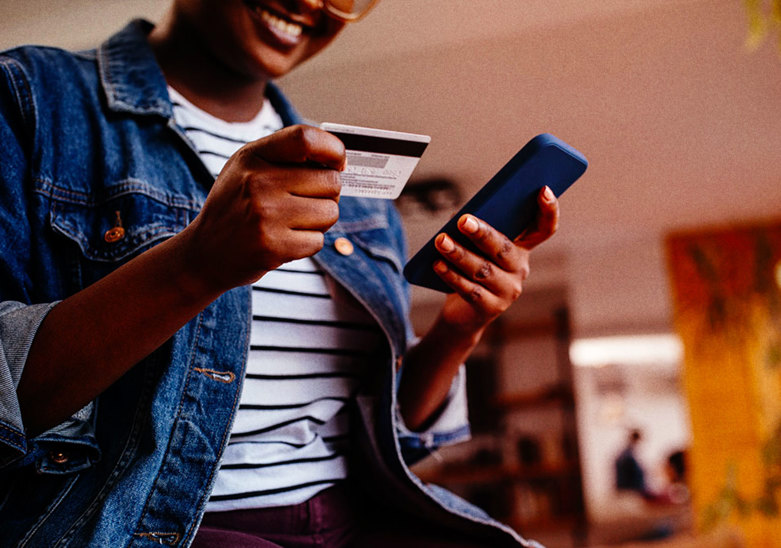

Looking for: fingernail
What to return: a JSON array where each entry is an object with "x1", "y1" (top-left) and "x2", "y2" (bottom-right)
[
  {"x1": 461, "y1": 215, "x2": 479, "y2": 234},
  {"x1": 437, "y1": 234, "x2": 454, "y2": 253},
  {"x1": 434, "y1": 261, "x2": 447, "y2": 273},
  {"x1": 543, "y1": 186, "x2": 555, "y2": 202}
]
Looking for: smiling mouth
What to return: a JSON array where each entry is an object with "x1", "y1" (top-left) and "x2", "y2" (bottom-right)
[
  {"x1": 244, "y1": 0, "x2": 313, "y2": 45},
  {"x1": 259, "y1": 8, "x2": 303, "y2": 38}
]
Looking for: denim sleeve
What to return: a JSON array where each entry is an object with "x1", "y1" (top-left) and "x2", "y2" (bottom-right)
[
  {"x1": 383, "y1": 201, "x2": 472, "y2": 464},
  {"x1": 396, "y1": 364, "x2": 471, "y2": 465},
  {"x1": 0, "y1": 56, "x2": 100, "y2": 471},
  {"x1": 0, "y1": 56, "x2": 37, "y2": 464}
]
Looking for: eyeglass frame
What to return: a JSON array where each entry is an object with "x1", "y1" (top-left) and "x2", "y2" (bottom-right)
[{"x1": 322, "y1": 0, "x2": 380, "y2": 22}]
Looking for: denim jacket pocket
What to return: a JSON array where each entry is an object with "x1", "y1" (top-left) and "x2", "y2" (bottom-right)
[{"x1": 48, "y1": 182, "x2": 194, "y2": 265}]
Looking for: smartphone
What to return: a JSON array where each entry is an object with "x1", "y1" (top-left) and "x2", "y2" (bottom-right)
[{"x1": 403, "y1": 133, "x2": 588, "y2": 293}]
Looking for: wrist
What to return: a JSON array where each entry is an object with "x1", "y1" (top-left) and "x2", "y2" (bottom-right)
[
  {"x1": 159, "y1": 229, "x2": 228, "y2": 304},
  {"x1": 432, "y1": 313, "x2": 486, "y2": 350}
]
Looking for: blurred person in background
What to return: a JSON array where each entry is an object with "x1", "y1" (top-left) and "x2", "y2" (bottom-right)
[
  {"x1": 0, "y1": 1, "x2": 559, "y2": 546},
  {"x1": 615, "y1": 429, "x2": 653, "y2": 499}
]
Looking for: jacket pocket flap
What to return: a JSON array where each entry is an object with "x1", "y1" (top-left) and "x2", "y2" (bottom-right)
[{"x1": 49, "y1": 187, "x2": 193, "y2": 263}]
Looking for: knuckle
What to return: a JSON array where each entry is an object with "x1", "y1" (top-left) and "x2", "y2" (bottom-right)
[
  {"x1": 311, "y1": 231, "x2": 326, "y2": 252},
  {"x1": 256, "y1": 225, "x2": 276, "y2": 248},
  {"x1": 234, "y1": 143, "x2": 250, "y2": 161},
  {"x1": 511, "y1": 279, "x2": 524, "y2": 300},
  {"x1": 325, "y1": 200, "x2": 340, "y2": 225},
  {"x1": 326, "y1": 170, "x2": 342, "y2": 195},
  {"x1": 323, "y1": 129, "x2": 346, "y2": 154},
  {"x1": 249, "y1": 174, "x2": 273, "y2": 196},
  {"x1": 474, "y1": 261, "x2": 493, "y2": 280},
  {"x1": 466, "y1": 286, "x2": 483, "y2": 304},
  {"x1": 295, "y1": 233, "x2": 324, "y2": 260},
  {"x1": 235, "y1": 145, "x2": 257, "y2": 169},
  {"x1": 519, "y1": 263, "x2": 530, "y2": 281},
  {"x1": 290, "y1": 124, "x2": 312, "y2": 149},
  {"x1": 252, "y1": 198, "x2": 274, "y2": 220},
  {"x1": 496, "y1": 238, "x2": 514, "y2": 262}
]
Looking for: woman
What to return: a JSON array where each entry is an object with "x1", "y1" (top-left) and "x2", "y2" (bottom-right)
[{"x1": 0, "y1": 1, "x2": 558, "y2": 546}]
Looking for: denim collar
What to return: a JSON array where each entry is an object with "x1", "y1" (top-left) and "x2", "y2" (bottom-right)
[
  {"x1": 97, "y1": 19, "x2": 172, "y2": 118},
  {"x1": 96, "y1": 19, "x2": 302, "y2": 126}
]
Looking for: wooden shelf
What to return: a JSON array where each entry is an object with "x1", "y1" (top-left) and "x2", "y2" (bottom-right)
[
  {"x1": 492, "y1": 384, "x2": 575, "y2": 410},
  {"x1": 417, "y1": 461, "x2": 580, "y2": 486},
  {"x1": 496, "y1": 319, "x2": 560, "y2": 339},
  {"x1": 507, "y1": 514, "x2": 580, "y2": 533},
  {"x1": 418, "y1": 307, "x2": 588, "y2": 545}
]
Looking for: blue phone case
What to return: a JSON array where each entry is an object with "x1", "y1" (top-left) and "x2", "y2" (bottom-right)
[{"x1": 403, "y1": 133, "x2": 588, "y2": 293}]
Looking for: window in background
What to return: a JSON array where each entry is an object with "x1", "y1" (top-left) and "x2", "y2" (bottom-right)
[{"x1": 571, "y1": 334, "x2": 692, "y2": 544}]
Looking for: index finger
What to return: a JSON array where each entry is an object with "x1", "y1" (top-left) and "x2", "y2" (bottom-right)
[
  {"x1": 246, "y1": 124, "x2": 347, "y2": 171},
  {"x1": 455, "y1": 214, "x2": 524, "y2": 272}
]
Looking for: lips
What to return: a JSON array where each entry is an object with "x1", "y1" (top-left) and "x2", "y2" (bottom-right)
[
  {"x1": 244, "y1": 1, "x2": 312, "y2": 48},
  {"x1": 260, "y1": 9, "x2": 303, "y2": 37}
]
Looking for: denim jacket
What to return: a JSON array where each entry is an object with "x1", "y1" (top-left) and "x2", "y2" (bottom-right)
[{"x1": 0, "y1": 20, "x2": 540, "y2": 548}]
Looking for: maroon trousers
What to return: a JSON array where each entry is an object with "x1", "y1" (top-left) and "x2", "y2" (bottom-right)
[{"x1": 192, "y1": 484, "x2": 489, "y2": 548}]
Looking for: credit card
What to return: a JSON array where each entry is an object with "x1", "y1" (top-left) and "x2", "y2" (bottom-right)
[{"x1": 320, "y1": 122, "x2": 430, "y2": 199}]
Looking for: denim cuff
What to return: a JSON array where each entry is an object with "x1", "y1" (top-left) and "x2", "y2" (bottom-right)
[
  {"x1": 0, "y1": 300, "x2": 57, "y2": 466},
  {"x1": 396, "y1": 365, "x2": 471, "y2": 464}
]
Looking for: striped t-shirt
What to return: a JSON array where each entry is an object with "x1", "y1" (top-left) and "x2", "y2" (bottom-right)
[{"x1": 168, "y1": 88, "x2": 383, "y2": 510}]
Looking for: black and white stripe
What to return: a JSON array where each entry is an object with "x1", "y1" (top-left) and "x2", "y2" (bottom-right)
[
  {"x1": 169, "y1": 88, "x2": 382, "y2": 510},
  {"x1": 169, "y1": 86, "x2": 283, "y2": 178}
]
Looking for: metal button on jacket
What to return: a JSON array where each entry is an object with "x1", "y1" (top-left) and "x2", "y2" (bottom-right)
[
  {"x1": 334, "y1": 237, "x2": 354, "y2": 256},
  {"x1": 104, "y1": 226, "x2": 125, "y2": 243},
  {"x1": 49, "y1": 451, "x2": 69, "y2": 464},
  {"x1": 104, "y1": 210, "x2": 126, "y2": 243}
]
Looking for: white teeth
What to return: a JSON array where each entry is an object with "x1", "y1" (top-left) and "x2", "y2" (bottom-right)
[{"x1": 259, "y1": 8, "x2": 303, "y2": 38}]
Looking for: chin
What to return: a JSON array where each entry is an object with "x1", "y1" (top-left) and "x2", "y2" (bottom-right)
[
  {"x1": 250, "y1": 42, "x2": 325, "y2": 80},
  {"x1": 248, "y1": 52, "x2": 304, "y2": 80}
]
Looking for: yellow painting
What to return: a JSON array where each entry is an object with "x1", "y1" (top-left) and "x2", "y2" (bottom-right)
[{"x1": 667, "y1": 221, "x2": 781, "y2": 546}]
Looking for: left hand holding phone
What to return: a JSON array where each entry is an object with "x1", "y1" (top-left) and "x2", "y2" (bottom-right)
[
  {"x1": 432, "y1": 186, "x2": 560, "y2": 336},
  {"x1": 396, "y1": 185, "x2": 560, "y2": 430}
]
